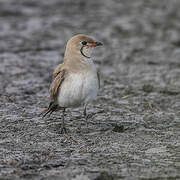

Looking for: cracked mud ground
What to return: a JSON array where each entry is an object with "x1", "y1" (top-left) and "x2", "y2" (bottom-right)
[{"x1": 0, "y1": 0, "x2": 180, "y2": 179}]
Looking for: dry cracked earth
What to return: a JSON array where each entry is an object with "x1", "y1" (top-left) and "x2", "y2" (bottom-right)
[{"x1": 0, "y1": 0, "x2": 180, "y2": 179}]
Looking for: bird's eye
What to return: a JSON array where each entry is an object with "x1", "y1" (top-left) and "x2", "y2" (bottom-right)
[{"x1": 81, "y1": 41, "x2": 87, "y2": 45}]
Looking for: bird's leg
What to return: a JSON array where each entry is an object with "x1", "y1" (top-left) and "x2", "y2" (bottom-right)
[
  {"x1": 83, "y1": 105, "x2": 88, "y2": 128},
  {"x1": 61, "y1": 108, "x2": 67, "y2": 133}
]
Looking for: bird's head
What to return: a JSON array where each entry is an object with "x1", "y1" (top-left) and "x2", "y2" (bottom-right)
[{"x1": 65, "y1": 34, "x2": 103, "y2": 59}]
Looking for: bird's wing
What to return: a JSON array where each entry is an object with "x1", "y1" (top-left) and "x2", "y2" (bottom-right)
[
  {"x1": 40, "y1": 64, "x2": 67, "y2": 117},
  {"x1": 97, "y1": 71, "x2": 100, "y2": 89},
  {"x1": 53, "y1": 63, "x2": 64, "y2": 79},
  {"x1": 50, "y1": 66, "x2": 67, "y2": 102}
]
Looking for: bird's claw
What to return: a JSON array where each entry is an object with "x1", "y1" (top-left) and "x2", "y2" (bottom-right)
[{"x1": 60, "y1": 126, "x2": 67, "y2": 134}]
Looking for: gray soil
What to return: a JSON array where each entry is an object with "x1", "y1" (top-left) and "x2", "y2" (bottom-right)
[{"x1": 0, "y1": 0, "x2": 180, "y2": 179}]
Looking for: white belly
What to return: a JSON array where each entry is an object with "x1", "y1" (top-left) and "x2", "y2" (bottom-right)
[{"x1": 57, "y1": 72, "x2": 98, "y2": 108}]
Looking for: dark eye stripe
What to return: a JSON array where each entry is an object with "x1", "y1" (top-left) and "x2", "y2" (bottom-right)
[{"x1": 82, "y1": 41, "x2": 87, "y2": 45}]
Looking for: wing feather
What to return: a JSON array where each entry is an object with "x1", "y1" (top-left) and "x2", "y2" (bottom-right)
[
  {"x1": 40, "y1": 66, "x2": 67, "y2": 117},
  {"x1": 50, "y1": 68, "x2": 66, "y2": 102},
  {"x1": 97, "y1": 71, "x2": 100, "y2": 89}
]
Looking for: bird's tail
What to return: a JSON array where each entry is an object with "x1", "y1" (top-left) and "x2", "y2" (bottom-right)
[{"x1": 40, "y1": 102, "x2": 60, "y2": 118}]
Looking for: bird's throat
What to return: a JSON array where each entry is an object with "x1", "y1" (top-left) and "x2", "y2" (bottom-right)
[{"x1": 80, "y1": 46, "x2": 91, "y2": 59}]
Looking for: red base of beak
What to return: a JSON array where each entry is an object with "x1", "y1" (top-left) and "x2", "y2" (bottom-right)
[{"x1": 90, "y1": 43, "x2": 97, "y2": 47}]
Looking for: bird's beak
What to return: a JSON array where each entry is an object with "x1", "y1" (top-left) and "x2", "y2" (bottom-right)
[{"x1": 90, "y1": 42, "x2": 103, "y2": 47}]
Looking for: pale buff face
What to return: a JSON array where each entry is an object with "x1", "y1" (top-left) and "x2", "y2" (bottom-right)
[
  {"x1": 80, "y1": 42, "x2": 94, "y2": 58},
  {"x1": 65, "y1": 34, "x2": 102, "y2": 59}
]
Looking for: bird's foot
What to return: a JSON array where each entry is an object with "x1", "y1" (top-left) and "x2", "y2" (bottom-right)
[
  {"x1": 76, "y1": 125, "x2": 81, "y2": 133},
  {"x1": 85, "y1": 113, "x2": 94, "y2": 127},
  {"x1": 86, "y1": 113, "x2": 94, "y2": 120},
  {"x1": 60, "y1": 126, "x2": 68, "y2": 134}
]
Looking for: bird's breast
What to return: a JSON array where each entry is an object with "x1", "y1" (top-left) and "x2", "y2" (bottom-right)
[{"x1": 57, "y1": 71, "x2": 98, "y2": 108}]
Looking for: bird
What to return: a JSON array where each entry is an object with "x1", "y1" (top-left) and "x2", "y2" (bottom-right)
[{"x1": 41, "y1": 34, "x2": 103, "y2": 133}]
